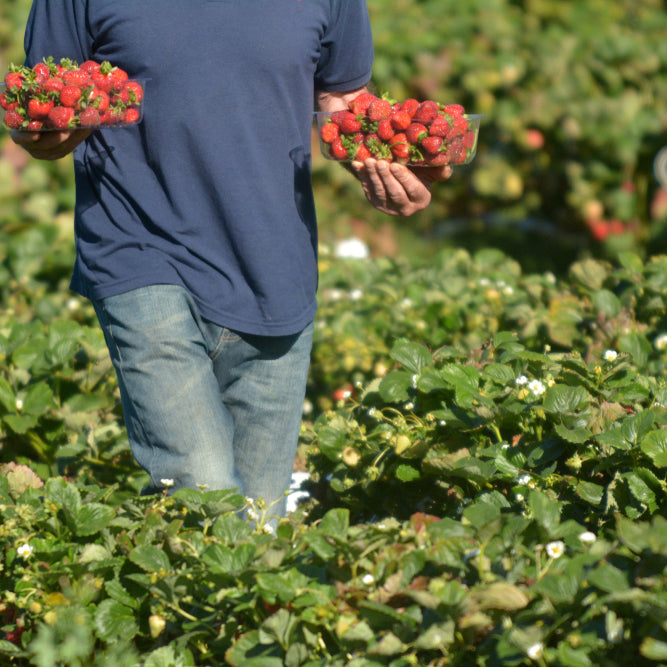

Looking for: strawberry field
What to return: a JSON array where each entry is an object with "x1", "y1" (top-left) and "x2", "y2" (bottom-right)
[{"x1": 2, "y1": 0, "x2": 667, "y2": 665}]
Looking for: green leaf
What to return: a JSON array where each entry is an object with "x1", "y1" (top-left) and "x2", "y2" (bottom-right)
[
  {"x1": 556, "y1": 642, "x2": 594, "y2": 666},
  {"x1": 318, "y1": 508, "x2": 349, "y2": 539},
  {"x1": 592, "y1": 289, "x2": 621, "y2": 317},
  {"x1": 94, "y1": 599, "x2": 139, "y2": 641},
  {"x1": 413, "y1": 621, "x2": 455, "y2": 650},
  {"x1": 575, "y1": 481, "x2": 604, "y2": 506},
  {"x1": 73, "y1": 503, "x2": 115, "y2": 536},
  {"x1": 202, "y1": 543, "x2": 256, "y2": 574},
  {"x1": 129, "y1": 545, "x2": 171, "y2": 573},
  {"x1": 395, "y1": 464, "x2": 420, "y2": 482},
  {"x1": 543, "y1": 385, "x2": 590, "y2": 414},
  {"x1": 0, "y1": 377, "x2": 15, "y2": 412},
  {"x1": 588, "y1": 563, "x2": 629, "y2": 593},
  {"x1": 379, "y1": 369, "x2": 413, "y2": 403},
  {"x1": 104, "y1": 580, "x2": 139, "y2": 610},
  {"x1": 623, "y1": 470, "x2": 658, "y2": 513},
  {"x1": 640, "y1": 429, "x2": 667, "y2": 467},
  {"x1": 3, "y1": 414, "x2": 38, "y2": 434},
  {"x1": 618, "y1": 332, "x2": 652, "y2": 368},
  {"x1": 439, "y1": 363, "x2": 480, "y2": 391},
  {"x1": 529, "y1": 490, "x2": 561, "y2": 537},
  {"x1": 555, "y1": 424, "x2": 592, "y2": 443},
  {"x1": 569, "y1": 258, "x2": 609, "y2": 291},
  {"x1": 389, "y1": 338, "x2": 432, "y2": 373},
  {"x1": 640, "y1": 638, "x2": 667, "y2": 661},
  {"x1": 481, "y1": 363, "x2": 515, "y2": 385}
]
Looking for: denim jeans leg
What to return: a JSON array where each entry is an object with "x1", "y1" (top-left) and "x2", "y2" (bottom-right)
[
  {"x1": 93, "y1": 284, "x2": 313, "y2": 515},
  {"x1": 205, "y1": 321, "x2": 314, "y2": 518}
]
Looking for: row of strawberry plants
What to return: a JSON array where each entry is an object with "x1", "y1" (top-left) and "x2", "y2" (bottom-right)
[{"x1": 2, "y1": 474, "x2": 667, "y2": 665}]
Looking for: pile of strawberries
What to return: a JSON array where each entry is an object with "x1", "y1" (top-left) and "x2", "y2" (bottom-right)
[
  {"x1": 1, "y1": 57, "x2": 144, "y2": 131},
  {"x1": 318, "y1": 92, "x2": 477, "y2": 167}
]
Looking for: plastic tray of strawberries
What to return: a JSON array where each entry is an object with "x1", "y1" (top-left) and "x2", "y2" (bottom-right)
[
  {"x1": 315, "y1": 93, "x2": 482, "y2": 167},
  {"x1": 1, "y1": 58, "x2": 145, "y2": 131}
]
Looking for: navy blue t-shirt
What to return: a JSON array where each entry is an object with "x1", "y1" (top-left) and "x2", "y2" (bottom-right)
[{"x1": 24, "y1": 1, "x2": 374, "y2": 335}]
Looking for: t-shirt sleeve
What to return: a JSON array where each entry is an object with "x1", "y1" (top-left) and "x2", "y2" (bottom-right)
[
  {"x1": 315, "y1": 0, "x2": 374, "y2": 92},
  {"x1": 23, "y1": 0, "x2": 92, "y2": 67}
]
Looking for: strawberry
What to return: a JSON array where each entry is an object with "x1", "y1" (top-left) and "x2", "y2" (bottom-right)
[
  {"x1": 412, "y1": 100, "x2": 439, "y2": 125},
  {"x1": 320, "y1": 121, "x2": 340, "y2": 144},
  {"x1": 79, "y1": 106, "x2": 101, "y2": 127},
  {"x1": 80, "y1": 60, "x2": 102, "y2": 75},
  {"x1": 4, "y1": 71, "x2": 25, "y2": 91},
  {"x1": 27, "y1": 119, "x2": 44, "y2": 130},
  {"x1": 366, "y1": 97, "x2": 392, "y2": 122},
  {"x1": 355, "y1": 143, "x2": 372, "y2": 161},
  {"x1": 92, "y1": 61, "x2": 128, "y2": 93},
  {"x1": 389, "y1": 133, "x2": 410, "y2": 162},
  {"x1": 330, "y1": 136, "x2": 349, "y2": 160},
  {"x1": 348, "y1": 92, "x2": 377, "y2": 115},
  {"x1": 60, "y1": 85, "x2": 83, "y2": 108},
  {"x1": 390, "y1": 109, "x2": 411, "y2": 131},
  {"x1": 376, "y1": 119, "x2": 394, "y2": 141},
  {"x1": 421, "y1": 135, "x2": 443, "y2": 154},
  {"x1": 462, "y1": 130, "x2": 476, "y2": 150},
  {"x1": 400, "y1": 98, "x2": 420, "y2": 117},
  {"x1": 27, "y1": 96, "x2": 54, "y2": 119},
  {"x1": 443, "y1": 103, "x2": 465, "y2": 118},
  {"x1": 123, "y1": 107, "x2": 141, "y2": 124},
  {"x1": 446, "y1": 116, "x2": 469, "y2": 140},
  {"x1": 43, "y1": 77, "x2": 64, "y2": 95},
  {"x1": 62, "y1": 67, "x2": 90, "y2": 88},
  {"x1": 330, "y1": 110, "x2": 362, "y2": 134},
  {"x1": 428, "y1": 115, "x2": 451, "y2": 137},
  {"x1": 121, "y1": 80, "x2": 144, "y2": 105},
  {"x1": 406, "y1": 122, "x2": 428, "y2": 145},
  {"x1": 3, "y1": 108, "x2": 25, "y2": 129},
  {"x1": 46, "y1": 105, "x2": 75, "y2": 129},
  {"x1": 88, "y1": 88, "x2": 110, "y2": 112},
  {"x1": 426, "y1": 151, "x2": 451, "y2": 166},
  {"x1": 0, "y1": 92, "x2": 19, "y2": 111}
]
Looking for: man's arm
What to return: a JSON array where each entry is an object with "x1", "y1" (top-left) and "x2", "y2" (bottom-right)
[{"x1": 315, "y1": 88, "x2": 452, "y2": 217}]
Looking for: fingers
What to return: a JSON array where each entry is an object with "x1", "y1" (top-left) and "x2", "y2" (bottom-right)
[
  {"x1": 351, "y1": 158, "x2": 439, "y2": 216},
  {"x1": 9, "y1": 129, "x2": 93, "y2": 160}
]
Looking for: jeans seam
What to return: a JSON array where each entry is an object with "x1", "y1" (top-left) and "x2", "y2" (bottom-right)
[{"x1": 99, "y1": 301, "x2": 157, "y2": 485}]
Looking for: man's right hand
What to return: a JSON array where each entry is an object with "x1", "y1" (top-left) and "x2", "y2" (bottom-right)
[{"x1": 10, "y1": 128, "x2": 93, "y2": 160}]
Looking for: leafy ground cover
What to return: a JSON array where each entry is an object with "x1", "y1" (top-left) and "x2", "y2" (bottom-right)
[{"x1": 3, "y1": 236, "x2": 667, "y2": 665}]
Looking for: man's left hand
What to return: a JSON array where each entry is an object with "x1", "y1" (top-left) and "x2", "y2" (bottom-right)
[{"x1": 351, "y1": 158, "x2": 453, "y2": 216}]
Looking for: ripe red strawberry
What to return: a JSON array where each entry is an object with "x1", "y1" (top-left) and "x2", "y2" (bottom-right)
[
  {"x1": 412, "y1": 101, "x2": 439, "y2": 125},
  {"x1": 446, "y1": 116, "x2": 469, "y2": 140},
  {"x1": 79, "y1": 106, "x2": 101, "y2": 127},
  {"x1": 443, "y1": 103, "x2": 465, "y2": 118},
  {"x1": 427, "y1": 151, "x2": 451, "y2": 166},
  {"x1": 3, "y1": 108, "x2": 25, "y2": 129},
  {"x1": 330, "y1": 136, "x2": 349, "y2": 160},
  {"x1": 43, "y1": 77, "x2": 64, "y2": 94},
  {"x1": 60, "y1": 85, "x2": 83, "y2": 108},
  {"x1": 320, "y1": 121, "x2": 340, "y2": 144},
  {"x1": 348, "y1": 92, "x2": 377, "y2": 115},
  {"x1": 390, "y1": 109, "x2": 412, "y2": 131},
  {"x1": 462, "y1": 130, "x2": 476, "y2": 150},
  {"x1": 406, "y1": 122, "x2": 428, "y2": 145},
  {"x1": 27, "y1": 97, "x2": 54, "y2": 119},
  {"x1": 47, "y1": 105, "x2": 75, "y2": 129},
  {"x1": 400, "y1": 98, "x2": 420, "y2": 117},
  {"x1": 421, "y1": 135, "x2": 443, "y2": 154},
  {"x1": 389, "y1": 133, "x2": 410, "y2": 161},
  {"x1": 32, "y1": 62, "x2": 52, "y2": 79},
  {"x1": 62, "y1": 68, "x2": 90, "y2": 88},
  {"x1": 88, "y1": 88, "x2": 110, "y2": 112},
  {"x1": 123, "y1": 107, "x2": 141, "y2": 124},
  {"x1": 4, "y1": 71, "x2": 25, "y2": 91},
  {"x1": 367, "y1": 97, "x2": 392, "y2": 122},
  {"x1": 448, "y1": 137, "x2": 466, "y2": 164},
  {"x1": 121, "y1": 80, "x2": 144, "y2": 105},
  {"x1": 80, "y1": 60, "x2": 102, "y2": 75},
  {"x1": 355, "y1": 143, "x2": 372, "y2": 161},
  {"x1": 102, "y1": 106, "x2": 124, "y2": 125},
  {"x1": 330, "y1": 110, "x2": 362, "y2": 134},
  {"x1": 428, "y1": 115, "x2": 451, "y2": 137},
  {"x1": 0, "y1": 92, "x2": 18, "y2": 111},
  {"x1": 377, "y1": 119, "x2": 395, "y2": 141},
  {"x1": 92, "y1": 61, "x2": 128, "y2": 93},
  {"x1": 27, "y1": 119, "x2": 43, "y2": 130}
]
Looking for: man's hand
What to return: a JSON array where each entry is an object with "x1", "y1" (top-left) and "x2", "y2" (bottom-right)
[
  {"x1": 10, "y1": 128, "x2": 92, "y2": 160},
  {"x1": 351, "y1": 158, "x2": 453, "y2": 217}
]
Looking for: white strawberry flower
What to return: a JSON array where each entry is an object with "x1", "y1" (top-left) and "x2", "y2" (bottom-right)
[
  {"x1": 17, "y1": 543, "x2": 33, "y2": 559},
  {"x1": 160, "y1": 478, "x2": 174, "y2": 488},
  {"x1": 545, "y1": 540, "x2": 565, "y2": 559},
  {"x1": 603, "y1": 349, "x2": 618, "y2": 362},
  {"x1": 515, "y1": 375, "x2": 529, "y2": 386},
  {"x1": 655, "y1": 333, "x2": 667, "y2": 351},
  {"x1": 528, "y1": 379, "x2": 546, "y2": 396},
  {"x1": 579, "y1": 531, "x2": 597, "y2": 544},
  {"x1": 526, "y1": 642, "x2": 544, "y2": 660}
]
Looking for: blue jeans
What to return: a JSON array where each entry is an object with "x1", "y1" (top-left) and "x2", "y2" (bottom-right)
[{"x1": 93, "y1": 284, "x2": 313, "y2": 518}]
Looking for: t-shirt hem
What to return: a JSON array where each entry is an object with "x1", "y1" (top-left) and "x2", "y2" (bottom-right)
[
  {"x1": 71, "y1": 275, "x2": 318, "y2": 337},
  {"x1": 316, "y1": 70, "x2": 372, "y2": 93}
]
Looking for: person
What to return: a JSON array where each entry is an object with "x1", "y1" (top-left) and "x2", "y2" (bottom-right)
[{"x1": 11, "y1": 1, "x2": 452, "y2": 520}]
